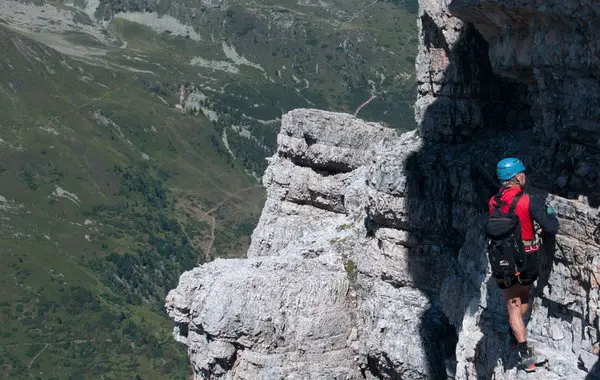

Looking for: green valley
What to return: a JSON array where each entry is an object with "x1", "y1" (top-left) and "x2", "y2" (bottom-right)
[{"x1": 0, "y1": 26, "x2": 263, "y2": 379}]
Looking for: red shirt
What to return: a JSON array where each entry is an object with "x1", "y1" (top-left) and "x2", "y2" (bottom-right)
[{"x1": 488, "y1": 186, "x2": 534, "y2": 241}]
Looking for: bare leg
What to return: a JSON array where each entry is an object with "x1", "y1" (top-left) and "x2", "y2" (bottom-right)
[
  {"x1": 503, "y1": 284, "x2": 528, "y2": 343},
  {"x1": 520, "y1": 303, "x2": 529, "y2": 317},
  {"x1": 520, "y1": 287, "x2": 531, "y2": 318}
]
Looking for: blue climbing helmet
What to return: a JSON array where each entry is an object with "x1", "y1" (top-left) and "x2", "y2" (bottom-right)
[{"x1": 496, "y1": 157, "x2": 526, "y2": 181}]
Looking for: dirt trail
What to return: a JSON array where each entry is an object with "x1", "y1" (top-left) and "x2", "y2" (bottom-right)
[
  {"x1": 354, "y1": 95, "x2": 377, "y2": 116},
  {"x1": 27, "y1": 343, "x2": 48, "y2": 378},
  {"x1": 195, "y1": 184, "x2": 260, "y2": 263}
]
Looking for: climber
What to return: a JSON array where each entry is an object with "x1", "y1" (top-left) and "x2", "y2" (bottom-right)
[{"x1": 486, "y1": 157, "x2": 559, "y2": 372}]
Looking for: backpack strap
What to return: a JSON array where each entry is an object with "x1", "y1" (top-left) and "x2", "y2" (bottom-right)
[
  {"x1": 493, "y1": 193, "x2": 503, "y2": 207},
  {"x1": 508, "y1": 191, "x2": 526, "y2": 277},
  {"x1": 492, "y1": 189, "x2": 506, "y2": 212},
  {"x1": 492, "y1": 188, "x2": 522, "y2": 214},
  {"x1": 508, "y1": 192, "x2": 524, "y2": 216}
]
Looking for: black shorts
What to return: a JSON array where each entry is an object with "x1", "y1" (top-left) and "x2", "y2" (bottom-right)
[{"x1": 495, "y1": 252, "x2": 540, "y2": 289}]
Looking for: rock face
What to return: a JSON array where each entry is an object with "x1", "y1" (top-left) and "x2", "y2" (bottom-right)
[
  {"x1": 416, "y1": 0, "x2": 600, "y2": 377},
  {"x1": 166, "y1": 0, "x2": 600, "y2": 379},
  {"x1": 166, "y1": 110, "x2": 457, "y2": 379}
]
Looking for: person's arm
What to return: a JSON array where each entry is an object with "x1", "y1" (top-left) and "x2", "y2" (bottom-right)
[{"x1": 529, "y1": 195, "x2": 559, "y2": 235}]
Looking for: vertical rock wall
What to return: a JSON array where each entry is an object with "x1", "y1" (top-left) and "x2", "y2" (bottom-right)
[
  {"x1": 448, "y1": 0, "x2": 600, "y2": 205},
  {"x1": 415, "y1": 0, "x2": 600, "y2": 378}
]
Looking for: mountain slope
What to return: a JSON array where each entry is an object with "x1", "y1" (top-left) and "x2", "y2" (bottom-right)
[
  {"x1": 2, "y1": 0, "x2": 419, "y2": 174},
  {"x1": 0, "y1": 25, "x2": 263, "y2": 379}
]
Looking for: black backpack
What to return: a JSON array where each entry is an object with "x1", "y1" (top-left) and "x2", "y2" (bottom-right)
[{"x1": 486, "y1": 191, "x2": 526, "y2": 281}]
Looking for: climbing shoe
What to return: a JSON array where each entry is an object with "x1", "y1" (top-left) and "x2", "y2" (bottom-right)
[
  {"x1": 518, "y1": 346, "x2": 547, "y2": 372},
  {"x1": 518, "y1": 347, "x2": 537, "y2": 372}
]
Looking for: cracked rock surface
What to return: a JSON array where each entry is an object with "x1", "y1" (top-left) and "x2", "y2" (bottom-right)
[{"x1": 166, "y1": 0, "x2": 600, "y2": 378}]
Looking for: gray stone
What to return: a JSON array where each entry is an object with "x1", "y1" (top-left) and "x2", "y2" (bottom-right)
[
  {"x1": 166, "y1": 105, "x2": 599, "y2": 379},
  {"x1": 166, "y1": 0, "x2": 600, "y2": 378}
]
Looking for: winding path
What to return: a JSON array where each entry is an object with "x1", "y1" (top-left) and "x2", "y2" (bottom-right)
[
  {"x1": 196, "y1": 184, "x2": 261, "y2": 263},
  {"x1": 354, "y1": 95, "x2": 377, "y2": 116},
  {"x1": 27, "y1": 343, "x2": 49, "y2": 379}
]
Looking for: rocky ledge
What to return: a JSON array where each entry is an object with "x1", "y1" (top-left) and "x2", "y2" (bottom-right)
[
  {"x1": 166, "y1": 0, "x2": 600, "y2": 378},
  {"x1": 166, "y1": 108, "x2": 599, "y2": 379},
  {"x1": 165, "y1": 109, "x2": 453, "y2": 379}
]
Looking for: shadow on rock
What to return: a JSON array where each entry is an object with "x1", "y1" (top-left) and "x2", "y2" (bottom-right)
[
  {"x1": 586, "y1": 360, "x2": 600, "y2": 380},
  {"x1": 403, "y1": 0, "x2": 600, "y2": 377},
  {"x1": 404, "y1": 12, "x2": 533, "y2": 377}
]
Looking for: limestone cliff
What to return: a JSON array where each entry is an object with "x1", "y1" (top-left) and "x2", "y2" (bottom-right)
[{"x1": 166, "y1": 0, "x2": 600, "y2": 379}]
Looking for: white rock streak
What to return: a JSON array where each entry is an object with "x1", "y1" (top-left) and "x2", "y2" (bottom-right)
[{"x1": 52, "y1": 186, "x2": 81, "y2": 206}]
